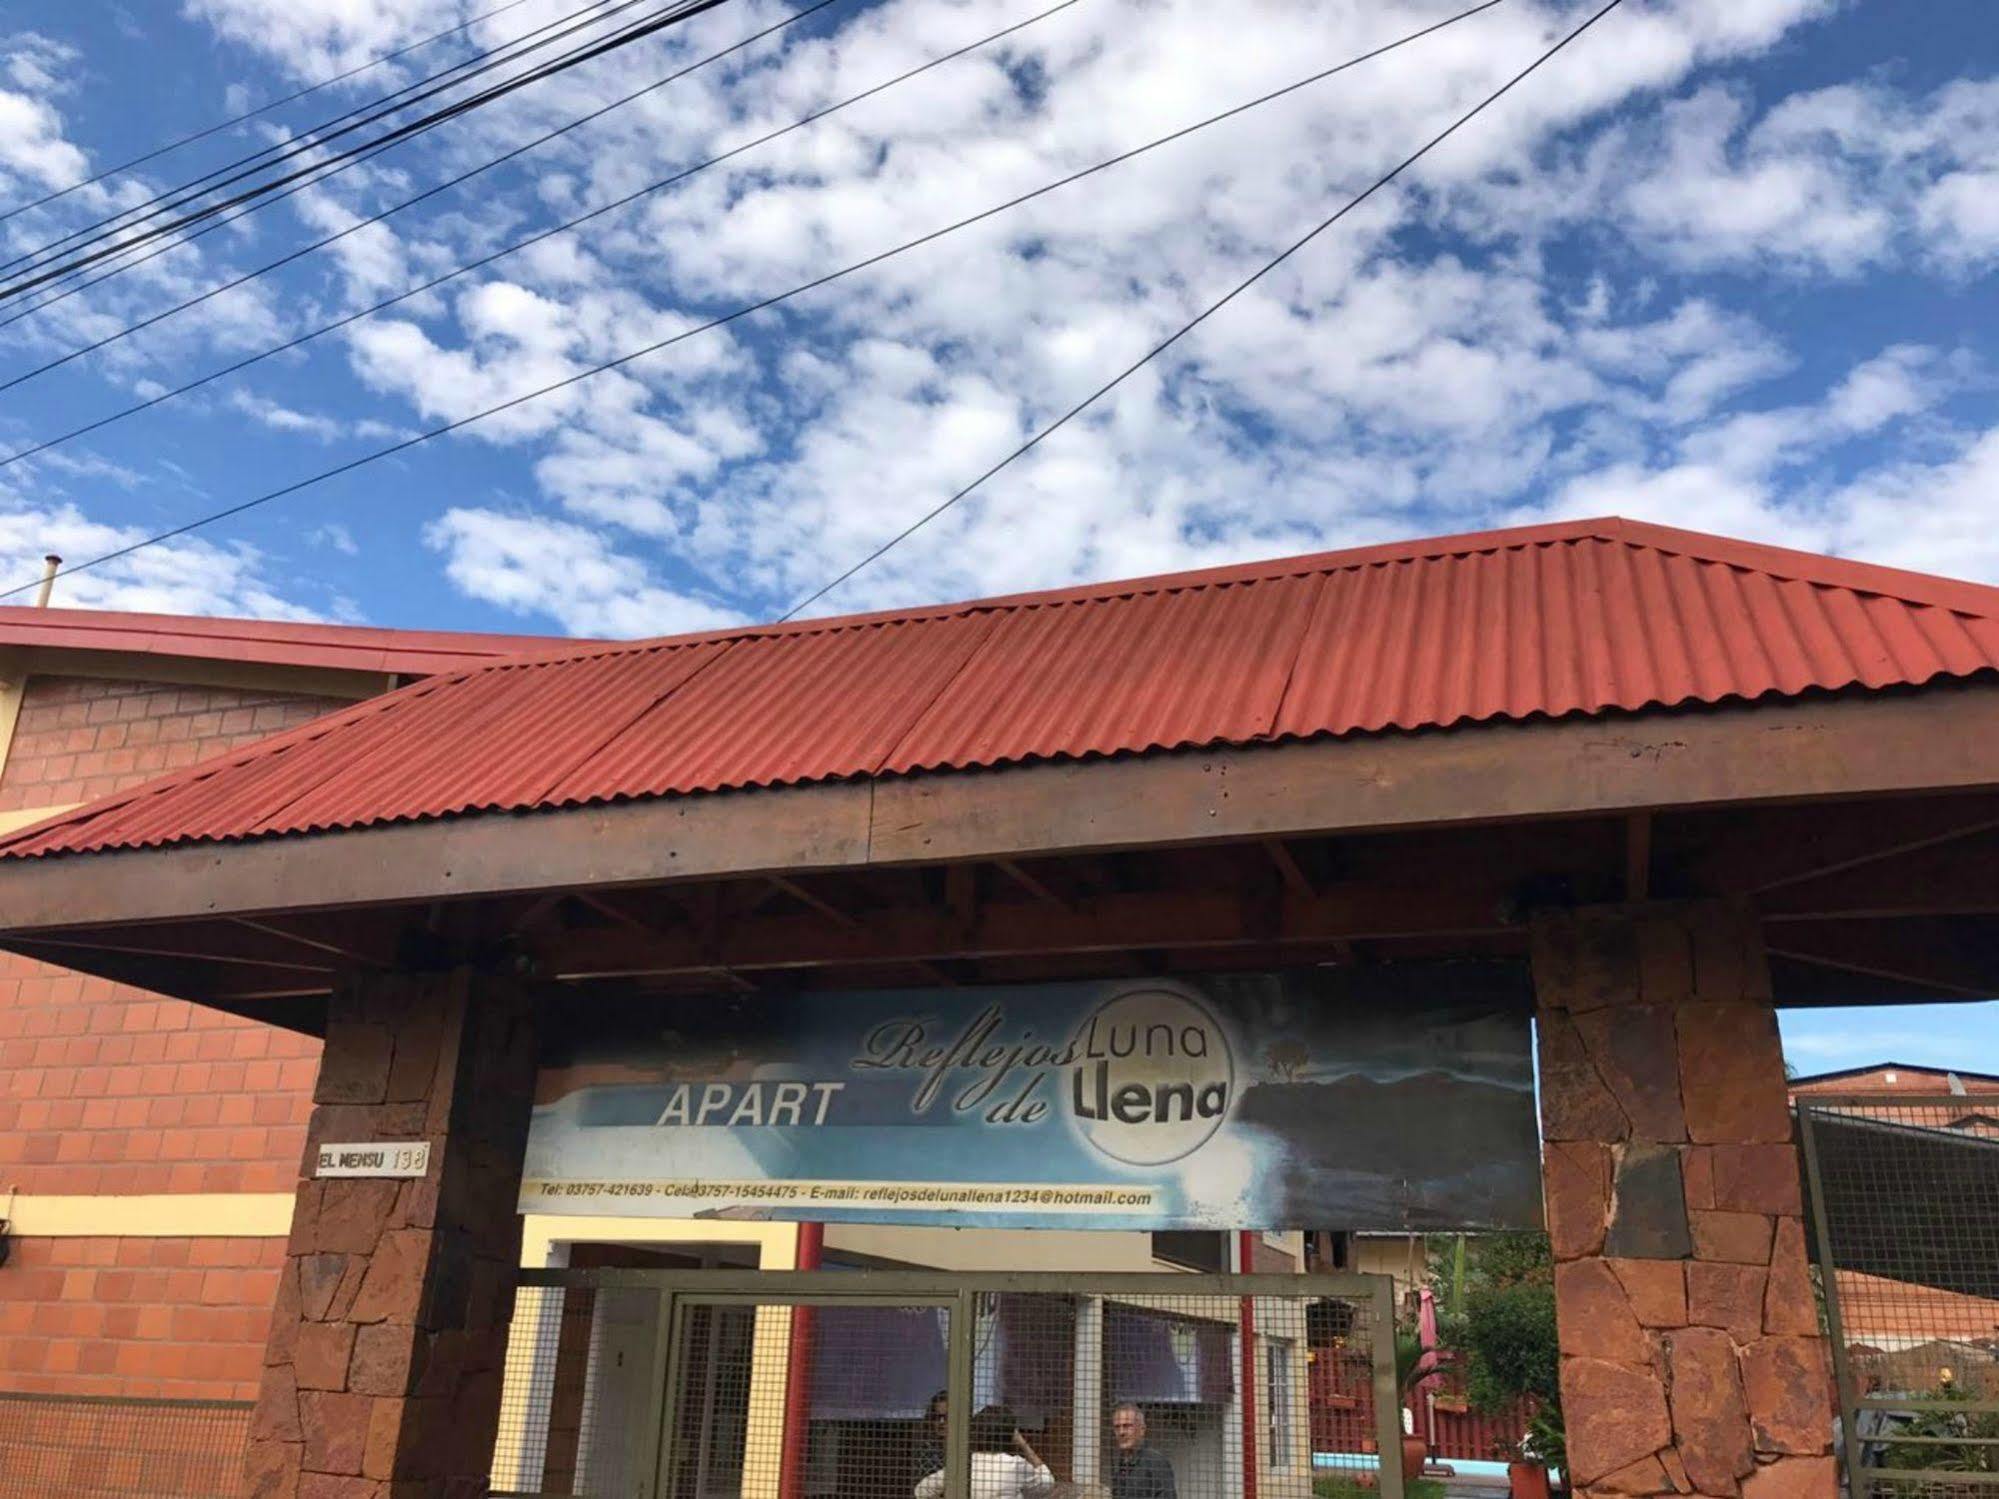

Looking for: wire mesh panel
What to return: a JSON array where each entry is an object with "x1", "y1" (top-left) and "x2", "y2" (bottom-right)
[
  {"x1": 0, "y1": 1392, "x2": 252, "y2": 1498},
  {"x1": 666, "y1": 1296, "x2": 955, "y2": 1499},
  {"x1": 494, "y1": 1279, "x2": 671, "y2": 1497},
  {"x1": 1800, "y1": 1097, "x2": 1999, "y2": 1498},
  {"x1": 495, "y1": 1270, "x2": 1397, "y2": 1499},
  {"x1": 975, "y1": 1287, "x2": 1371, "y2": 1499}
]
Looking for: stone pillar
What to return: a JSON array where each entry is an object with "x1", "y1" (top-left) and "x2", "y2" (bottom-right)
[
  {"x1": 244, "y1": 968, "x2": 536, "y2": 1499},
  {"x1": 1533, "y1": 901, "x2": 1834, "y2": 1499}
]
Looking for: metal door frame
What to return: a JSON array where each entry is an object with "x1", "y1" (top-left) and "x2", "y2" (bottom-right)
[
  {"x1": 1798, "y1": 1094, "x2": 1999, "y2": 1499},
  {"x1": 512, "y1": 1266, "x2": 1404, "y2": 1499}
]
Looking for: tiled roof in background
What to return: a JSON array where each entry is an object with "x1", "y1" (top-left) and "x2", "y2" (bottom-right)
[{"x1": 5, "y1": 516, "x2": 1998, "y2": 861}]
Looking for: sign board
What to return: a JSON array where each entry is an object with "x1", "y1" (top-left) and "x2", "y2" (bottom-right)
[
  {"x1": 315, "y1": 1141, "x2": 431, "y2": 1179},
  {"x1": 523, "y1": 964, "x2": 1541, "y2": 1231}
]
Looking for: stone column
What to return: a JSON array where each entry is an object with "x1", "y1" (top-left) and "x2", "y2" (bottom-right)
[
  {"x1": 244, "y1": 968, "x2": 536, "y2": 1499},
  {"x1": 1533, "y1": 901, "x2": 1834, "y2": 1499}
]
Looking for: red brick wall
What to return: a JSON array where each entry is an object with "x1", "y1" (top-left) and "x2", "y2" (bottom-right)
[
  {"x1": 0, "y1": 669, "x2": 352, "y2": 1405},
  {"x1": 0, "y1": 673, "x2": 350, "y2": 812},
  {"x1": 0, "y1": 1235, "x2": 284, "y2": 1399},
  {"x1": 1791, "y1": 1066, "x2": 1999, "y2": 1097},
  {"x1": 0, "y1": 955, "x2": 319, "y2": 1197}
]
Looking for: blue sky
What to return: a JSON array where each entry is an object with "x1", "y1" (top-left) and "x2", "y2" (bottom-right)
[{"x1": 0, "y1": 0, "x2": 1994, "y2": 1070}]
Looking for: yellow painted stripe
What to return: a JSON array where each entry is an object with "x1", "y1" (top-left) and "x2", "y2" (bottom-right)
[
  {"x1": 8, "y1": 1192, "x2": 297, "y2": 1237},
  {"x1": 0, "y1": 802, "x2": 77, "y2": 836}
]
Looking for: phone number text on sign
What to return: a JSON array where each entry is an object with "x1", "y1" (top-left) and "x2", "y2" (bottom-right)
[{"x1": 519, "y1": 1178, "x2": 1160, "y2": 1214}]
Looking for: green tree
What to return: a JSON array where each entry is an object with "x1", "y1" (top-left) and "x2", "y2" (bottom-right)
[{"x1": 1430, "y1": 1234, "x2": 1562, "y2": 1469}]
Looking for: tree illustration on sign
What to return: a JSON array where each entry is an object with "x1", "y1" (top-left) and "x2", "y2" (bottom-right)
[{"x1": 1265, "y1": 1039, "x2": 1309, "y2": 1083}]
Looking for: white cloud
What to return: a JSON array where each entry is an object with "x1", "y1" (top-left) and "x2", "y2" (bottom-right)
[
  {"x1": 0, "y1": 33, "x2": 89, "y2": 194},
  {"x1": 1523, "y1": 341, "x2": 1999, "y2": 586},
  {"x1": 308, "y1": 521, "x2": 359, "y2": 554},
  {"x1": 2, "y1": 0, "x2": 1959, "y2": 635},
  {"x1": 0, "y1": 497, "x2": 325, "y2": 617},
  {"x1": 227, "y1": 388, "x2": 346, "y2": 440},
  {"x1": 1558, "y1": 76, "x2": 1999, "y2": 275},
  {"x1": 422, "y1": 506, "x2": 741, "y2": 635}
]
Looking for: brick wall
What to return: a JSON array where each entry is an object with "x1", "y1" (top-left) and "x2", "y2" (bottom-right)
[
  {"x1": 0, "y1": 954, "x2": 319, "y2": 1196},
  {"x1": 1791, "y1": 1066, "x2": 1999, "y2": 1097},
  {"x1": 0, "y1": 670, "x2": 352, "y2": 1405},
  {"x1": 0, "y1": 674, "x2": 350, "y2": 813},
  {"x1": 0, "y1": 1234, "x2": 285, "y2": 1399}
]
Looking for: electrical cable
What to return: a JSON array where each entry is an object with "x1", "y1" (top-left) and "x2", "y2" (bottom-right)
[
  {"x1": 0, "y1": 0, "x2": 1086, "y2": 469},
  {"x1": 0, "y1": 0, "x2": 723, "y2": 300},
  {"x1": 0, "y1": 0, "x2": 641, "y2": 277},
  {"x1": 776, "y1": 0, "x2": 1627, "y2": 620},
  {"x1": 0, "y1": 0, "x2": 1606, "y2": 605},
  {"x1": 0, "y1": 0, "x2": 552, "y2": 225},
  {"x1": 0, "y1": 0, "x2": 839, "y2": 390}
]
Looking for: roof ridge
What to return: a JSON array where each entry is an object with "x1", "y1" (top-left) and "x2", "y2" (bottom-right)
[
  {"x1": 1600, "y1": 519, "x2": 1999, "y2": 619},
  {"x1": 438, "y1": 516, "x2": 1999, "y2": 683},
  {"x1": 408, "y1": 518, "x2": 1639, "y2": 681}
]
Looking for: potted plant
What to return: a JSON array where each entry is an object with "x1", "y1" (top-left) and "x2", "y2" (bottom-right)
[
  {"x1": 1506, "y1": 1409, "x2": 1564, "y2": 1499},
  {"x1": 1395, "y1": 1329, "x2": 1435, "y2": 1481}
]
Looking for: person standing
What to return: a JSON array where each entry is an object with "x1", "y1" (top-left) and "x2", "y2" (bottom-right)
[
  {"x1": 1108, "y1": 1404, "x2": 1177, "y2": 1499},
  {"x1": 913, "y1": 1389, "x2": 949, "y2": 1486},
  {"x1": 915, "y1": 1406, "x2": 1053, "y2": 1499}
]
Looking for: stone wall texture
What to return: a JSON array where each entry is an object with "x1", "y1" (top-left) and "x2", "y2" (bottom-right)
[
  {"x1": 243, "y1": 969, "x2": 535, "y2": 1499},
  {"x1": 1534, "y1": 901, "x2": 1834, "y2": 1499}
]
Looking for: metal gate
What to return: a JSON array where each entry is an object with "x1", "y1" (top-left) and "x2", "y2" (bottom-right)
[
  {"x1": 491, "y1": 1269, "x2": 1402, "y2": 1499},
  {"x1": 1799, "y1": 1095, "x2": 1999, "y2": 1497}
]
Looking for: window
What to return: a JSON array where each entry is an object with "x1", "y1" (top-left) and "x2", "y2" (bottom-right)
[
  {"x1": 1150, "y1": 1232, "x2": 1228, "y2": 1272},
  {"x1": 1265, "y1": 1342, "x2": 1292, "y2": 1468}
]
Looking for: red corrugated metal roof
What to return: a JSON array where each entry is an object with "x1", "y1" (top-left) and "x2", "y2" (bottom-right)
[
  {"x1": 6, "y1": 517, "x2": 1998, "y2": 862},
  {"x1": 0, "y1": 604, "x2": 579, "y2": 676}
]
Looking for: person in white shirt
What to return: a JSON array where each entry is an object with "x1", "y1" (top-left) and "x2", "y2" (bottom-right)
[{"x1": 914, "y1": 1405, "x2": 1054, "y2": 1499}]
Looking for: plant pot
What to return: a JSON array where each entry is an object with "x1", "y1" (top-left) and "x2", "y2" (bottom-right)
[
  {"x1": 1508, "y1": 1460, "x2": 1551, "y2": 1499},
  {"x1": 1400, "y1": 1434, "x2": 1428, "y2": 1481}
]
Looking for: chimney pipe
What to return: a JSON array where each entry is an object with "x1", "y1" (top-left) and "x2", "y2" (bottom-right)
[{"x1": 34, "y1": 555, "x2": 60, "y2": 609}]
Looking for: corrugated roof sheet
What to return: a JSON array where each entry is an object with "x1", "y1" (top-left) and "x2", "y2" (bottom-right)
[
  {"x1": 0, "y1": 603, "x2": 581, "y2": 676},
  {"x1": 7, "y1": 517, "x2": 1999, "y2": 862}
]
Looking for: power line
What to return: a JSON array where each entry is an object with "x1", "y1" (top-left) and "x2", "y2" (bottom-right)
[
  {"x1": 0, "y1": 0, "x2": 835, "y2": 390},
  {"x1": 785, "y1": 4, "x2": 1630, "y2": 616},
  {"x1": 0, "y1": 0, "x2": 554, "y2": 225},
  {"x1": 779, "y1": 0, "x2": 1627, "y2": 619},
  {"x1": 0, "y1": 0, "x2": 724, "y2": 301},
  {"x1": 0, "y1": 0, "x2": 640, "y2": 279},
  {"x1": 0, "y1": 0, "x2": 1539, "y2": 604},
  {"x1": 0, "y1": 0, "x2": 1087, "y2": 471}
]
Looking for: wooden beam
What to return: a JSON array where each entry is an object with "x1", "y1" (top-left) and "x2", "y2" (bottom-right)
[
  {"x1": 1766, "y1": 918, "x2": 1999, "y2": 1000},
  {"x1": 4, "y1": 682, "x2": 1998, "y2": 934},
  {"x1": 1679, "y1": 793, "x2": 1999, "y2": 896},
  {"x1": 1624, "y1": 812, "x2": 1651, "y2": 901},
  {"x1": 538, "y1": 882, "x2": 1512, "y2": 981},
  {"x1": 230, "y1": 915, "x2": 388, "y2": 968},
  {"x1": 767, "y1": 875, "x2": 861, "y2": 931},
  {"x1": 575, "y1": 891, "x2": 660, "y2": 936},
  {"x1": 1262, "y1": 840, "x2": 1314, "y2": 900},
  {"x1": 1759, "y1": 835, "x2": 1999, "y2": 918},
  {"x1": 13, "y1": 930, "x2": 331, "y2": 974},
  {"x1": 994, "y1": 859, "x2": 1069, "y2": 911}
]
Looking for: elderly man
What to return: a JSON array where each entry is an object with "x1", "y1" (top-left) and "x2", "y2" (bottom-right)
[{"x1": 1108, "y1": 1404, "x2": 1176, "y2": 1499}]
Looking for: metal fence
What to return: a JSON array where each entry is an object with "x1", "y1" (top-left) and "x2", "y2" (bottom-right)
[
  {"x1": 1799, "y1": 1095, "x2": 1999, "y2": 1499},
  {"x1": 493, "y1": 1269, "x2": 1401, "y2": 1499},
  {"x1": 0, "y1": 1391, "x2": 252, "y2": 1498},
  {"x1": 1308, "y1": 1350, "x2": 1533, "y2": 1465}
]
